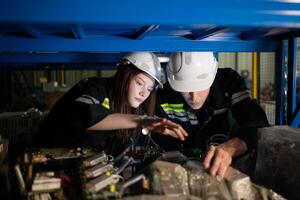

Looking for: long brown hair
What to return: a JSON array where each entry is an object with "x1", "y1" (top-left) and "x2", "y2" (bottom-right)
[{"x1": 108, "y1": 62, "x2": 156, "y2": 142}]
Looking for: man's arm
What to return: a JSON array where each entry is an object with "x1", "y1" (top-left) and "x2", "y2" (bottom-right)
[
  {"x1": 203, "y1": 137, "x2": 247, "y2": 177},
  {"x1": 202, "y1": 69, "x2": 268, "y2": 177}
]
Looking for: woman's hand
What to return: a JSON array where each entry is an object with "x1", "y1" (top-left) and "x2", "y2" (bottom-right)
[
  {"x1": 88, "y1": 114, "x2": 188, "y2": 141},
  {"x1": 141, "y1": 117, "x2": 188, "y2": 141}
]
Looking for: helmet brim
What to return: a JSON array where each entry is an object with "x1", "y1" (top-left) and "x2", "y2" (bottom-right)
[
  {"x1": 139, "y1": 67, "x2": 163, "y2": 89},
  {"x1": 168, "y1": 73, "x2": 216, "y2": 92}
]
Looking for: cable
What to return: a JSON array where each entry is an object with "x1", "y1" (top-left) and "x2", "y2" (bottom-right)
[
  {"x1": 119, "y1": 174, "x2": 146, "y2": 197},
  {"x1": 148, "y1": 134, "x2": 165, "y2": 152}
]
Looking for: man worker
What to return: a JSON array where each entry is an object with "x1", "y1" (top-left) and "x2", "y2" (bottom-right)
[{"x1": 154, "y1": 52, "x2": 269, "y2": 177}]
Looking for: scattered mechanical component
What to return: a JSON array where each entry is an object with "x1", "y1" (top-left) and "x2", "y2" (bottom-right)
[
  {"x1": 82, "y1": 152, "x2": 109, "y2": 168},
  {"x1": 84, "y1": 163, "x2": 114, "y2": 179},
  {"x1": 84, "y1": 174, "x2": 122, "y2": 193}
]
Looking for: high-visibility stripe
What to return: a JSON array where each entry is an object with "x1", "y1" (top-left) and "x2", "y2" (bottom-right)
[
  {"x1": 161, "y1": 103, "x2": 198, "y2": 125},
  {"x1": 101, "y1": 98, "x2": 110, "y2": 109},
  {"x1": 76, "y1": 97, "x2": 93, "y2": 104},
  {"x1": 163, "y1": 108, "x2": 185, "y2": 113},
  {"x1": 232, "y1": 94, "x2": 250, "y2": 105},
  {"x1": 187, "y1": 111, "x2": 197, "y2": 120},
  {"x1": 190, "y1": 120, "x2": 198, "y2": 125},
  {"x1": 76, "y1": 94, "x2": 100, "y2": 104},
  {"x1": 174, "y1": 117, "x2": 190, "y2": 122},
  {"x1": 161, "y1": 103, "x2": 184, "y2": 108},
  {"x1": 161, "y1": 103, "x2": 185, "y2": 114},
  {"x1": 231, "y1": 90, "x2": 250, "y2": 99},
  {"x1": 213, "y1": 108, "x2": 228, "y2": 115},
  {"x1": 165, "y1": 111, "x2": 187, "y2": 117}
]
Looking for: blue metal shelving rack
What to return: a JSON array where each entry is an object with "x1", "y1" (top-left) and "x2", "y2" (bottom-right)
[{"x1": 0, "y1": 0, "x2": 300, "y2": 125}]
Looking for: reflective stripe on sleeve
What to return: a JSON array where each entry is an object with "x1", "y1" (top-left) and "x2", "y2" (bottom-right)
[
  {"x1": 231, "y1": 90, "x2": 250, "y2": 105},
  {"x1": 76, "y1": 94, "x2": 100, "y2": 104},
  {"x1": 101, "y1": 98, "x2": 110, "y2": 109},
  {"x1": 160, "y1": 103, "x2": 198, "y2": 125}
]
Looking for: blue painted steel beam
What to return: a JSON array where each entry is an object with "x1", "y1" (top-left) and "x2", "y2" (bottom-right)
[
  {"x1": 275, "y1": 40, "x2": 289, "y2": 125},
  {"x1": 240, "y1": 28, "x2": 300, "y2": 40},
  {"x1": 70, "y1": 25, "x2": 85, "y2": 39},
  {"x1": 0, "y1": 37, "x2": 279, "y2": 52},
  {"x1": 188, "y1": 27, "x2": 228, "y2": 40},
  {"x1": 291, "y1": 106, "x2": 300, "y2": 127},
  {"x1": 288, "y1": 38, "x2": 298, "y2": 127},
  {"x1": 23, "y1": 25, "x2": 43, "y2": 38},
  {"x1": 1, "y1": 0, "x2": 300, "y2": 27},
  {"x1": 0, "y1": 63, "x2": 117, "y2": 70},
  {"x1": 135, "y1": 25, "x2": 159, "y2": 40},
  {"x1": 0, "y1": 53, "x2": 123, "y2": 63}
]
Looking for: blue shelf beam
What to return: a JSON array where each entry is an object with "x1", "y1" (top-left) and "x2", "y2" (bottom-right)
[
  {"x1": 187, "y1": 27, "x2": 228, "y2": 40},
  {"x1": 0, "y1": 53, "x2": 123, "y2": 64},
  {"x1": 288, "y1": 38, "x2": 299, "y2": 127},
  {"x1": 23, "y1": 25, "x2": 43, "y2": 38},
  {"x1": 291, "y1": 106, "x2": 300, "y2": 127},
  {"x1": 70, "y1": 25, "x2": 85, "y2": 39},
  {"x1": 1, "y1": 0, "x2": 300, "y2": 27},
  {"x1": 135, "y1": 25, "x2": 159, "y2": 40},
  {"x1": 0, "y1": 37, "x2": 280, "y2": 52},
  {"x1": 275, "y1": 40, "x2": 289, "y2": 125}
]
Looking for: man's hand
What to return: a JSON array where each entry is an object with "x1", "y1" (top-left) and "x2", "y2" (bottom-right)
[
  {"x1": 142, "y1": 117, "x2": 188, "y2": 141},
  {"x1": 203, "y1": 145, "x2": 232, "y2": 177},
  {"x1": 202, "y1": 137, "x2": 247, "y2": 177}
]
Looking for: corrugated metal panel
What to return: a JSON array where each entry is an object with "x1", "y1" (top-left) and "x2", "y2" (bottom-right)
[
  {"x1": 260, "y1": 52, "x2": 275, "y2": 90},
  {"x1": 218, "y1": 53, "x2": 236, "y2": 69},
  {"x1": 237, "y1": 53, "x2": 252, "y2": 77}
]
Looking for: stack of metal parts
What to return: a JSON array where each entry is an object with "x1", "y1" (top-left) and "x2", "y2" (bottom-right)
[
  {"x1": 255, "y1": 126, "x2": 300, "y2": 200},
  {"x1": 14, "y1": 147, "x2": 99, "y2": 200},
  {"x1": 184, "y1": 160, "x2": 231, "y2": 199},
  {"x1": 149, "y1": 160, "x2": 189, "y2": 196},
  {"x1": 82, "y1": 152, "x2": 123, "y2": 195},
  {"x1": 140, "y1": 151, "x2": 286, "y2": 200},
  {"x1": 30, "y1": 171, "x2": 63, "y2": 200}
]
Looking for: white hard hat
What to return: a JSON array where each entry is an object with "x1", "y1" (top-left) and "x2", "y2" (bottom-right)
[
  {"x1": 122, "y1": 52, "x2": 165, "y2": 89},
  {"x1": 167, "y1": 52, "x2": 218, "y2": 92}
]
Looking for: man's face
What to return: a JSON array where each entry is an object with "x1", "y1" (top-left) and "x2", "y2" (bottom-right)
[
  {"x1": 181, "y1": 88, "x2": 210, "y2": 110},
  {"x1": 128, "y1": 73, "x2": 155, "y2": 108}
]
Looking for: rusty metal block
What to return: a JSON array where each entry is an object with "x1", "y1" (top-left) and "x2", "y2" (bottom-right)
[{"x1": 255, "y1": 126, "x2": 300, "y2": 200}]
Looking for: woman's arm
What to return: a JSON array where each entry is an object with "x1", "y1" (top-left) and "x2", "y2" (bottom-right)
[{"x1": 87, "y1": 113, "x2": 188, "y2": 141}]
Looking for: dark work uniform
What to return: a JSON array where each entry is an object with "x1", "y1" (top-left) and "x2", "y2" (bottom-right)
[
  {"x1": 154, "y1": 68, "x2": 269, "y2": 156},
  {"x1": 38, "y1": 77, "x2": 126, "y2": 156}
]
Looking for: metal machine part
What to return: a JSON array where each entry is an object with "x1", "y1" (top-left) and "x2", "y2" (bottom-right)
[
  {"x1": 84, "y1": 163, "x2": 114, "y2": 179},
  {"x1": 121, "y1": 194, "x2": 202, "y2": 200},
  {"x1": 82, "y1": 152, "x2": 108, "y2": 168},
  {"x1": 31, "y1": 172, "x2": 61, "y2": 192},
  {"x1": 158, "y1": 151, "x2": 188, "y2": 164},
  {"x1": 31, "y1": 147, "x2": 97, "y2": 164},
  {"x1": 255, "y1": 126, "x2": 300, "y2": 200},
  {"x1": 84, "y1": 174, "x2": 122, "y2": 193},
  {"x1": 184, "y1": 160, "x2": 231, "y2": 199},
  {"x1": 225, "y1": 166, "x2": 260, "y2": 200},
  {"x1": 148, "y1": 160, "x2": 189, "y2": 196}
]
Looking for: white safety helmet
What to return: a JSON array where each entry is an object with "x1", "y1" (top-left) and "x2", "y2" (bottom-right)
[
  {"x1": 167, "y1": 52, "x2": 218, "y2": 92},
  {"x1": 122, "y1": 52, "x2": 165, "y2": 89}
]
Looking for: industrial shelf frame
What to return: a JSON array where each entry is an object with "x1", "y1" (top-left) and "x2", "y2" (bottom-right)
[{"x1": 0, "y1": 0, "x2": 300, "y2": 126}]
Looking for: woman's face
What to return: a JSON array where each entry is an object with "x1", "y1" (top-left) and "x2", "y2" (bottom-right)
[{"x1": 128, "y1": 73, "x2": 155, "y2": 108}]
